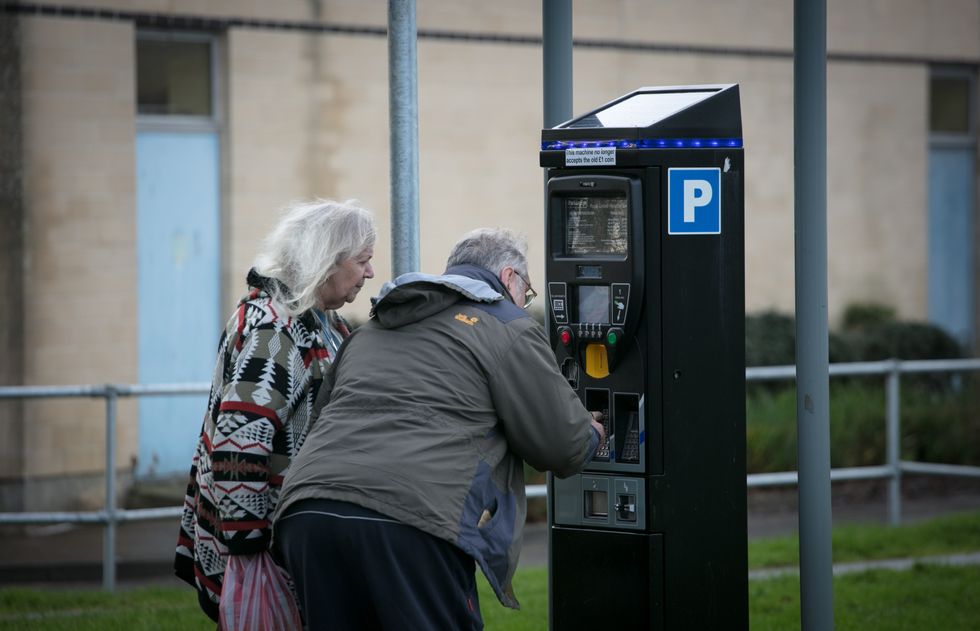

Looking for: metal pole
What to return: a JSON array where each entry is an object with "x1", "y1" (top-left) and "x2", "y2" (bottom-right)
[
  {"x1": 794, "y1": 0, "x2": 834, "y2": 628},
  {"x1": 886, "y1": 360, "x2": 902, "y2": 526},
  {"x1": 388, "y1": 0, "x2": 420, "y2": 276},
  {"x1": 103, "y1": 386, "x2": 117, "y2": 592},
  {"x1": 543, "y1": 3, "x2": 571, "y2": 629},
  {"x1": 543, "y1": 0, "x2": 573, "y2": 129}
]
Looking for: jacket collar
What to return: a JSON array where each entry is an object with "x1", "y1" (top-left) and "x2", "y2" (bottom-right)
[
  {"x1": 443, "y1": 264, "x2": 513, "y2": 304},
  {"x1": 246, "y1": 268, "x2": 288, "y2": 298},
  {"x1": 246, "y1": 268, "x2": 320, "y2": 329}
]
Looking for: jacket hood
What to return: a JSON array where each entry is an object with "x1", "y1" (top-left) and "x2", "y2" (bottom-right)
[{"x1": 369, "y1": 264, "x2": 508, "y2": 329}]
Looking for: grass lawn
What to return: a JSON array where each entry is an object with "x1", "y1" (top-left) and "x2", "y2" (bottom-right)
[
  {"x1": 749, "y1": 508, "x2": 980, "y2": 568},
  {"x1": 2, "y1": 511, "x2": 979, "y2": 630},
  {"x1": 748, "y1": 565, "x2": 980, "y2": 631},
  {"x1": 0, "y1": 587, "x2": 211, "y2": 630}
]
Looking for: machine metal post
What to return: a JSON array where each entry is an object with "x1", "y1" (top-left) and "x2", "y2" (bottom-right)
[
  {"x1": 542, "y1": 4, "x2": 572, "y2": 627},
  {"x1": 794, "y1": 0, "x2": 835, "y2": 628},
  {"x1": 543, "y1": 0, "x2": 572, "y2": 128},
  {"x1": 387, "y1": 0, "x2": 420, "y2": 276}
]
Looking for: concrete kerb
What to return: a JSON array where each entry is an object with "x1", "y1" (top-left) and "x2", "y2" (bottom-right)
[{"x1": 748, "y1": 551, "x2": 980, "y2": 580}]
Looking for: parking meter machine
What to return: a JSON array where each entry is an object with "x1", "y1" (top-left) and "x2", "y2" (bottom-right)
[{"x1": 541, "y1": 85, "x2": 747, "y2": 630}]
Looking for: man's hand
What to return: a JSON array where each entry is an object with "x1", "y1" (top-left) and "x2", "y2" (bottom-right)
[{"x1": 589, "y1": 410, "x2": 607, "y2": 445}]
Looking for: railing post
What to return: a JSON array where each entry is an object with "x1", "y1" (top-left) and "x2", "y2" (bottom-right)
[
  {"x1": 886, "y1": 360, "x2": 902, "y2": 526},
  {"x1": 103, "y1": 385, "x2": 117, "y2": 591}
]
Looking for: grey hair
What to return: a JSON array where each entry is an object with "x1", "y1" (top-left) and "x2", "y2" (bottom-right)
[
  {"x1": 446, "y1": 227, "x2": 529, "y2": 277},
  {"x1": 252, "y1": 199, "x2": 376, "y2": 316}
]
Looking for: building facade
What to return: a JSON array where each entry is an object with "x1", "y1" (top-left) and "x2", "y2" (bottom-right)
[{"x1": 0, "y1": 0, "x2": 977, "y2": 509}]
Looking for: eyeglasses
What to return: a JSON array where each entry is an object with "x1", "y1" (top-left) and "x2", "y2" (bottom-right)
[{"x1": 516, "y1": 270, "x2": 538, "y2": 309}]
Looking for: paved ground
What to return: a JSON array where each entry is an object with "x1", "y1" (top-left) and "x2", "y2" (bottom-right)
[{"x1": 1, "y1": 477, "x2": 978, "y2": 589}]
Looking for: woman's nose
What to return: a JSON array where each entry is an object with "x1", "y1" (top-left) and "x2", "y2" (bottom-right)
[{"x1": 365, "y1": 262, "x2": 375, "y2": 279}]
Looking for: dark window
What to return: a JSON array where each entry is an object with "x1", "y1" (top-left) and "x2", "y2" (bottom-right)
[
  {"x1": 929, "y1": 76, "x2": 971, "y2": 135},
  {"x1": 137, "y1": 37, "x2": 212, "y2": 116}
]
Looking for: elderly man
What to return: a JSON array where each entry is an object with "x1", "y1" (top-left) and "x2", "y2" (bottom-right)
[{"x1": 273, "y1": 228, "x2": 604, "y2": 630}]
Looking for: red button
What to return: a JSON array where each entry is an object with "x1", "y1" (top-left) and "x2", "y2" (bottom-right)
[{"x1": 560, "y1": 329, "x2": 572, "y2": 345}]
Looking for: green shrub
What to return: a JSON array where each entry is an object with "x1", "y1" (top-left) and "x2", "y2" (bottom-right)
[
  {"x1": 746, "y1": 303, "x2": 966, "y2": 395},
  {"x1": 746, "y1": 303, "x2": 964, "y2": 366},
  {"x1": 745, "y1": 380, "x2": 889, "y2": 473},
  {"x1": 902, "y1": 374, "x2": 980, "y2": 464},
  {"x1": 838, "y1": 321, "x2": 962, "y2": 362},
  {"x1": 746, "y1": 377, "x2": 980, "y2": 473},
  {"x1": 745, "y1": 310, "x2": 796, "y2": 367},
  {"x1": 837, "y1": 301, "x2": 962, "y2": 362},
  {"x1": 827, "y1": 381, "x2": 888, "y2": 468},
  {"x1": 745, "y1": 385, "x2": 799, "y2": 472},
  {"x1": 840, "y1": 302, "x2": 897, "y2": 330}
]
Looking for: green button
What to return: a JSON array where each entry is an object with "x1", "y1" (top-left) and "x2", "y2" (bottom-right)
[{"x1": 607, "y1": 330, "x2": 618, "y2": 345}]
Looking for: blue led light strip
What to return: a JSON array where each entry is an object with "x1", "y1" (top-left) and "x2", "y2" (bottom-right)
[{"x1": 541, "y1": 138, "x2": 743, "y2": 150}]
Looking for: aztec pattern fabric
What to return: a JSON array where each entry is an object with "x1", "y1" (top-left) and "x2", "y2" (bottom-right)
[{"x1": 174, "y1": 271, "x2": 341, "y2": 619}]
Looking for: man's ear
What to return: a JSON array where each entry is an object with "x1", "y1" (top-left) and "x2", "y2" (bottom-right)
[{"x1": 498, "y1": 267, "x2": 517, "y2": 304}]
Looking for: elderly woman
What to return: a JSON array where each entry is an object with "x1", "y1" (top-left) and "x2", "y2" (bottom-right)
[{"x1": 174, "y1": 199, "x2": 376, "y2": 623}]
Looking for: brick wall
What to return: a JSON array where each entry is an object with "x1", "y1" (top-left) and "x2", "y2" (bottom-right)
[{"x1": 17, "y1": 15, "x2": 138, "y2": 508}]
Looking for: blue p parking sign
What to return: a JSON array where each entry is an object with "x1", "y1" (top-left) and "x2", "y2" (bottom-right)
[{"x1": 668, "y1": 168, "x2": 721, "y2": 235}]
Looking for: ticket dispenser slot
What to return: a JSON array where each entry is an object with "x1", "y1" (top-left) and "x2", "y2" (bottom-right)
[{"x1": 582, "y1": 476, "x2": 610, "y2": 523}]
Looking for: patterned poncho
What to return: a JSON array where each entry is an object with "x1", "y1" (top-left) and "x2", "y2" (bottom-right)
[{"x1": 174, "y1": 270, "x2": 348, "y2": 621}]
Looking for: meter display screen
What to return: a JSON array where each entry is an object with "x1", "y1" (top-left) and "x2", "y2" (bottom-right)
[
  {"x1": 565, "y1": 196, "x2": 628, "y2": 256},
  {"x1": 578, "y1": 285, "x2": 610, "y2": 323}
]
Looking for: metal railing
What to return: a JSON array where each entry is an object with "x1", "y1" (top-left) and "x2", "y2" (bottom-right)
[
  {"x1": 742, "y1": 358, "x2": 980, "y2": 527},
  {"x1": 0, "y1": 383, "x2": 208, "y2": 591},
  {"x1": 2, "y1": 358, "x2": 980, "y2": 591}
]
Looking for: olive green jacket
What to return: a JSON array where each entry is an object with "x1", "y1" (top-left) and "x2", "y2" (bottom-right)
[{"x1": 274, "y1": 265, "x2": 597, "y2": 608}]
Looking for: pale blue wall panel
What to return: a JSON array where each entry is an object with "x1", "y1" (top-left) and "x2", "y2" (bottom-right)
[
  {"x1": 136, "y1": 131, "x2": 220, "y2": 477},
  {"x1": 928, "y1": 147, "x2": 975, "y2": 347}
]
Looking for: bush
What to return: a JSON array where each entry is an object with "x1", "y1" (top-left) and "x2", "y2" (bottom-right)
[
  {"x1": 745, "y1": 385, "x2": 800, "y2": 472},
  {"x1": 745, "y1": 382, "x2": 893, "y2": 473},
  {"x1": 746, "y1": 303, "x2": 964, "y2": 367},
  {"x1": 838, "y1": 303, "x2": 963, "y2": 390},
  {"x1": 746, "y1": 376, "x2": 980, "y2": 473},
  {"x1": 745, "y1": 311, "x2": 796, "y2": 367},
  {"x1": 841, "y1": 302, "x2": 897, "y2": 331},
  {"x1": 902, "y1": 373, "x2": 980, "y2": 464}
]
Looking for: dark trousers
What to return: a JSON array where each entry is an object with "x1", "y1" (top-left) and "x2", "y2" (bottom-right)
[{"x1": 275, "y1": 498, "x2": 484, "y2": 631}]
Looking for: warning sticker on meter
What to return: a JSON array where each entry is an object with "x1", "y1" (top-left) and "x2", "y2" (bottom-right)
[{"x1": 565, "y1": 147, "x2": 616, "y2": 167}]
